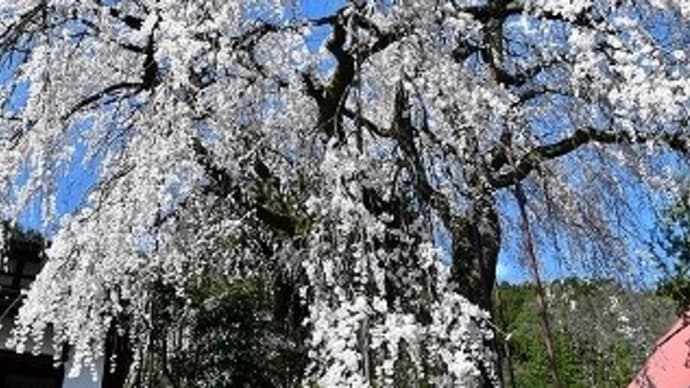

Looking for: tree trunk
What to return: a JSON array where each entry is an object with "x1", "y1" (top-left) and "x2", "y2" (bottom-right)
[
  {"x1": 450, "y1": 197, "x2": 501, "y2": 312},
  {"x1": 449, "y1": 195, "x2": 501, "y2": 386}
]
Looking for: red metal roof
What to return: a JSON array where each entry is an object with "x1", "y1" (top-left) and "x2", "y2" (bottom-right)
[{"x1": 630, "y1": 314, "x2": 690, "y2": 388}]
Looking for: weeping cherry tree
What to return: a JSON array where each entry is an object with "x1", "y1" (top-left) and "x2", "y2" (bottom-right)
[{"x1": 0, "y1": 0, "x2": 689, "y2": 386}]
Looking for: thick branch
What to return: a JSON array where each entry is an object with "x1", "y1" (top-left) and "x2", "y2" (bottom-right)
[
  {"x1": 190, "y1": 138, "x2": 299, "y2": 236},
  {"x1": 387, "y1": 82, "x2": 458, "y2": 234},
  {"x1": 302, "y1": 11, "x2": 404, "y2": 141},
  {"x1": 108, "y1": 8, "x2": 144, "y2": 30},
  {"x1": 462, "y1": 0, "x2": 600, "y2": 29},
  {"x1": 491, "y1": 128, "x2": 690, "y2": 188}
]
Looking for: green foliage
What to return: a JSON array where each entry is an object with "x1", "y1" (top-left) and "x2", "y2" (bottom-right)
[
  {"x1": 142, "y1": 278, "x2": 307, "y2": 388},
  {"x1": 656, "y1": 192, "x2": 690, "y2": 314},
  {"x1": 495, "y1": 280, "x2": 671, "y2": 388},
  {"x1": 496, "y1": 283, "x2": 588, "y2": 387}
]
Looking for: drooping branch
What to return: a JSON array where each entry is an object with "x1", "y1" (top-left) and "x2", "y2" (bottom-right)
[{"x1": 513, "y1": 182, "x2": 563, "y2": 388}]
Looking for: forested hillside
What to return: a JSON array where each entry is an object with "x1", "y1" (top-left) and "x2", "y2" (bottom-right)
[{"x1": 495, "y1": 280, "x2": 676, "y2": 387}]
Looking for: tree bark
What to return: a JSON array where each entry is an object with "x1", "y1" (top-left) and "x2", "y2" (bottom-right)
[
  {"x1": 450, "y1": 196, "x2": 501, "y2": 312},
  {"x1": 446, "y1": 193, "x2": 501, "y2": 386}
]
